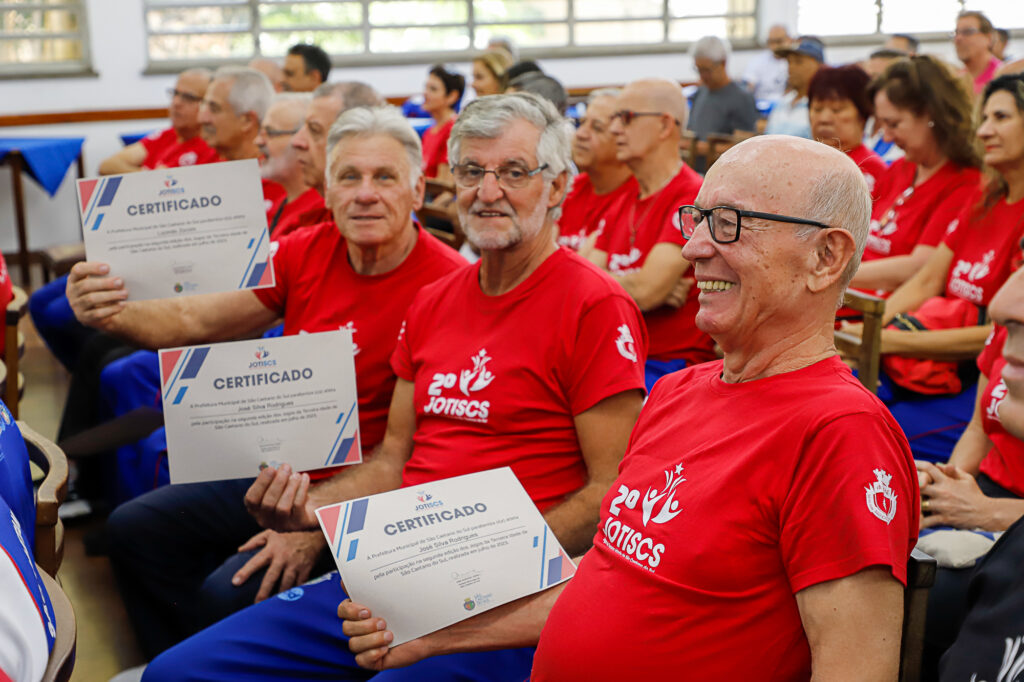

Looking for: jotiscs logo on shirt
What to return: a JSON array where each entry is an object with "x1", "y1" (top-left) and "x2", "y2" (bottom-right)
[
  {"x1": 608, "y1": 247, "x2": 643, "y2": 275},
  {"x1": 423, "y1": 349, "x2": 494, "y2": 423},
  {"x1": 948, "y1": 250, "x2": 995, "y2": 304},
  {"x1": 601, "y1": 462, "x2": 686, "y2": 570},
  {"x1": 987, "y1": 378, "x2": 1008, "y2": 423}
]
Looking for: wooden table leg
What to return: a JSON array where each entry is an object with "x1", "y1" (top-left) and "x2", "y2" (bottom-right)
[{"x1": 8, "y1": 151, "x2": 30, "y2": 287}]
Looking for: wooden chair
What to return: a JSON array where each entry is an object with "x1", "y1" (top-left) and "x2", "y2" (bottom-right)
[
  {"x1": 705, "y1": 130, "x2": 757, "y2": 170},
  {"x1": 4, "y1": 284, "x2": 28, "y2": 418},
  {"x1": 39, "y1": 243, "x2": 86, "y2": 283},
  {"x1": 420, "y1": 178, "x2": 465, "y2": 250},
  {"x1": 679, "y1": 129, "x2": 699, "y2": 170},
  {"x1": 899, "y1": 548, "x2": 937, "y2": 682},
  {"x1": 38, "y1": 565, "x2": 77, "y2": 682},
  {"x1": 21, "y1": 421, "x2": 68, "y2": 578},
  {"x1": 834, "y1": 289, "x2": 886, "y2": 394}
]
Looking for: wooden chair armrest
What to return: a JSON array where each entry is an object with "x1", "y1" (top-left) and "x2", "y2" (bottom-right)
[
  {"x1": 6, "y1": 285, "x2": 28, "y2": 325},
  {"x1": 842, "y1": 289, "x2": 886, "y2": 316},
  {"x1": 38, "y1": 566, "x2": 77, "y2": 682},
  {"x1": 19, "y1": 421, "x2": 68, "y2": 526}
]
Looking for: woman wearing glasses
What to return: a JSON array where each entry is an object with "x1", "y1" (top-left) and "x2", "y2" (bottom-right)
[{"x1": 848, "y1": 56, "x2": 982, "y2": 296}]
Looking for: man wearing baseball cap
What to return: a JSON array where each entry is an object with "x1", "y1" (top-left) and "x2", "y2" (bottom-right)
[{"x1": 765, "y1": 36, "x2": 824, "y2": 138}]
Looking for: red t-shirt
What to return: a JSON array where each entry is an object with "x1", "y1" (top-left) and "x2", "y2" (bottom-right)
[
  {"x1": 847, "y1": 144, "x2": 887, "y2": 202},
  {"x1": 533, "y1": 356, "x2": 918, "y2": 681},
  {"x1": 978, "y1": 327, "x2": 1024, "y2": 496},
  {"x1": 556, "y1": 173, "x2": 637, "y2": 252},
  {"x1": 267, "y1": 187, "x2": 325, "y2": 238},
  {"x1": 864, "y1": 159, "x2": 981, "y2": 261},
  {"x1": 253, "y1": 222, "x2": 466, "y2": 450},
  {"x1": 943, "y1": 196, "x2": 1024, "y2": 307},
  {"x1": 392, "y1": 247, "x2": 648, "y2": 511},
  {"x1": 421, "y1": 117, "x2": 455, "y2": 179},
  {"x1": 140, "y1": 128, "x2": 218, "y2": 169},
  {"x1": 595, "y1": 164, "x2": 714, "y2": 364}
]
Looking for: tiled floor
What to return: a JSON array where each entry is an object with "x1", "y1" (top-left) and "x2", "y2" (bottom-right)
[{"x1": 20, "y1": 307, "x2": 145, "y2": 681}]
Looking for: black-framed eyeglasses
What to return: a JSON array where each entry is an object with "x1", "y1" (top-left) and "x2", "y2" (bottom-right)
[
  {"x1": 451, "y1": 163, "x2": 548, "y2": 189},
  {"x1": 611, "y1": 110, "x2": 672, "y2": 126},
  {"x1": 260, "y1": 126, "x2": 300, "y2": 138},
  {"x1": 167, "y1": 88, "x2": 203, "y2": 104},
  {"x1": 677, "y1": 205, "x2": 832, "y2": 244}
]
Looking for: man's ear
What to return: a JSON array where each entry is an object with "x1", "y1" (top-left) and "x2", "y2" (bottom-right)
[
  {"x1": 547, "y1": 170, "x2": 569, "y2": 210},
  {"x1": 242, "y1": 111, "x2": 261, "y2": 135},
  {"x1": 807, "y1": 228, "x2": 857, "y2": 293},
  {"x1": 412, "y1": 173, "x2": 426, "y2": 212}
]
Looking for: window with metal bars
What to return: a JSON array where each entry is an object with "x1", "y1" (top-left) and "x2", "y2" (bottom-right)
[
  {"x1": 142, "y1": 0, "x2": 759, "y2": 70},
  {"x1": 0, "y1": 0, "x2": 92, "y2": 77},
  {"x1": 797, "y1": 0, "x2": 1023, "y2": 38}
]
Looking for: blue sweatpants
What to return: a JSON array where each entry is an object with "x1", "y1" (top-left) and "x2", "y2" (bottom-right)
[
  {"x1": 143, "y1": 571, "x2": 535, "y2": 682},
  {"x1": 28, "y1": 275, "x2": 96, "y2": 371},
  {"x1": 878, "y1": 372, "x2": 977, "y2": 463},
  {"x1": 644, "y1": 357, "x2": 689, "y2": 393}
]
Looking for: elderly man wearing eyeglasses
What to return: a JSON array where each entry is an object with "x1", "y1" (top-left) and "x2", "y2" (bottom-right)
[
  {"x1": 140, "y1": 92, "x2": 648, "y2": 682},
  {"x1": 588, "y1": 78, "x2": 714, "y2": 390},
  {"x1": 342, "y1": 135, "x2": 920, "y2": 682},
  {"x1": 99, "y1": 68, "x2": 219, "y2": 175}
]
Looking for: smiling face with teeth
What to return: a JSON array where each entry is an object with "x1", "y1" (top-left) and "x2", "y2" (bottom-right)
[
  {"x1": 989, "y1": 264, "x2": 1024, "y2": 439},
  {"x1": 455, "y1": 117, "x2": 566, "y2": 251},
  {"x1": 681, "y1": 136, "x2": 862, "y2": 371}
]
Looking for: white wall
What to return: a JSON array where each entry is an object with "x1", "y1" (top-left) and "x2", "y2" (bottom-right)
[{"x1": 0, "y1": 0, "x2": 1016, "y2": 253}]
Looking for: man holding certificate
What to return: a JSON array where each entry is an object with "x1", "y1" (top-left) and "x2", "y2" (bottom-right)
[
  {"x1": 68, "y1": 106, "x2": 466, "y2": 659},
  {"x1": 343, "y1": 137, "x2": 920, "y2": 681},
  {"x1": 141, "y1": 93, "x2": 648, "y2": 682}
]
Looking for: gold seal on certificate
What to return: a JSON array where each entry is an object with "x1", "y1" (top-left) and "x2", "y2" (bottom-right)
[
  {"x1": 79, "y1": 159, "x2": 274, "y2": 301},
  {"x1": 316, "y1": 467, "x2": 576, "y2": 646},
  {"x1": 160, "y1": 330, "x2": 361, "y2": 483}
]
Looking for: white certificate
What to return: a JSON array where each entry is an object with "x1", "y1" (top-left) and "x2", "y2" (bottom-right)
[
  {"x1": 78, "y1": 159, "x2": 274, "y2": 301},
  {"x1": 160, "y1": 331, "x2": 362, "y2": 484},
  {"x1": 316, "y1": 467, "x2": 576, "y2": 646}
]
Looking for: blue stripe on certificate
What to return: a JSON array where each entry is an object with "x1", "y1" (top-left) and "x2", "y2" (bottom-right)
[
  {"x1": 172, "y1": 386, "x2": 189, "y2": 405},
  {"x1": 538, "y1": 527, "x2": 549, "y2": 589},
  {"x1": 238, "y1": 229, "x2": 267, "y2": 288},
  {"x1": 180, "y1": 347, "x2": 210, "y2": 379},
  {"x1": 347, "y1": 499, "x2": 368, "y2": 533},
  {"x1": 337, "y1": 501, "x2": 351, "y2": 558},
  {"x1": 546, "y1": 556, "x2": 562, "y2": 587},
  {"x1": 83, "y1": 177, "x2": 105, "y2": 228},
  {"x1": 326, "y1": 402, "x2": 357, "y2": 465}
]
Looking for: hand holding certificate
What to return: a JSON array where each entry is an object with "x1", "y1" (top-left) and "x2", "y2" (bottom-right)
[
  {"x1": 79, "y1": 159, "x2": 274, "y2": 301},
  {"x1": 161, "y1": 330, "x2": 362, "y2": 484},
  {"x1": 316, "y1": 468, "x2": 576, "y2": 647}
]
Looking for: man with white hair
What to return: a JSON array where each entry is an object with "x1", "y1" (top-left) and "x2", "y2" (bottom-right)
[
  {"x1": 254, "y1": 93, "x2": 323, "y2": 236},
  {"x1": 141, "y1": 92, "x2": 648, "y2": 682},
  {"x1": 686, "y1": 35, "x2": 758, "y2": 172},
  {"x1": 590, "y1": 79, "x2": 714, "y2": 389},
  {"x1": 99, "y1": 68, "x2": 216, "y2": 174},
  {"x1": 343, "y1": 135, "x2": 920, "y2": 681},
  {"x1": 68, "y1": 106, "x2": 465, "y2": 659}
]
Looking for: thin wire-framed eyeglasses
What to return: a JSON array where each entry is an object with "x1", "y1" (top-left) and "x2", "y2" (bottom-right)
[
  {"x1": 677, "y1": 205, "x2": 832, "y2": 244},
  {"x1": 450, "y1": 163, "x2": 548, "y2": 189}
]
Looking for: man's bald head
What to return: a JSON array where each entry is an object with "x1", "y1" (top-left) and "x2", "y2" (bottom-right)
[
  {"x1": 248, "y1": 58, "x2": 284, "y2": 92},
  {"x1": 622, "y1": 79, "x2": 689, "y2": 129},
  {"x1": 706, "y1": 135, "x2": 871, "y2": 291}
]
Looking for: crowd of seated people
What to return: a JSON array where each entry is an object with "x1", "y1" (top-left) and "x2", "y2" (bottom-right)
[{"x1": 14, "y1": 18, "x2": 1024, "y2": 680}]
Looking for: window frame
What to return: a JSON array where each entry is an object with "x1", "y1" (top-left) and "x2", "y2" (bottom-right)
[
  {"x1": 141, "y1": 0, "x2": 762, "y2": 74},
  {"x1": 0, "y1": 0, "x2": 95, "y2": 79}
]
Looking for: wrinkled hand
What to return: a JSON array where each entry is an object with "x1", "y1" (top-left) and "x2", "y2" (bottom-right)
[
  {"x1": 243, "y1": 463, "x2": 316, "y2": 531},
  {"x1": 66, "y1": 261, "x2": 128, "y2": 328},
  {"x1": 232, "y1": 529, "x2": 325, "y2": 603},
  {"x1": 664, "y1": 277, "x2": 693, "y2": 309},
  {"x1": 919, "y1": 462, "x2": 993, "y2": 530},
  {"x1": 915, "y1": 460, "x2": 934, "y2": 490},
  {"x1": 339, "y1": 599, "x2": 434, "y2": 671}
]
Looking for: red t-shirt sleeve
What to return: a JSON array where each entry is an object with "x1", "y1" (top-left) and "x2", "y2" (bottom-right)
[
  {"x1": 779, "y1": 413, "x2": 918, "y2": 591},
  {"x1": 977, "y1": 326, "x2": 1003, "y2": 376},
  {"x1": 655, "y1": 202, "x2": 686, "y2": 247},
  {"x1": 920, "y1": 183, "x2": 979, "y2": 247},
  {"x1": 251, "y1": 234, "x2": 294, "y2": 314},
  {"x1": 565, "y1": 296, "x2": 648, "y2": 415},
  {"x1": 390, "y1": 305, "x2": 418, "y2": 382}
]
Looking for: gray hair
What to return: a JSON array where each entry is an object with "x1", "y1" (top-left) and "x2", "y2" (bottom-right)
[
  {"x1": 313, "y1": 81, "x2": 382, "y2": 109},
  {"x1": 325, "y1": 105, "x2": 423, "y2": 190},
  {"x1": 213, "y1": 66, "x2": 274, "y2": 121},
  {"x1": 690, "y1": 35, "x2": 731, "y2": 63},
  {"x1": 448, "y1": 92, "x2": 574, "y2": 219},
  {"x1": 271, "y1": 92, "x2": 312, "y2": 106},
  {"x1": 800, "y1": 166, "x2": 872, "y2": 304}
]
